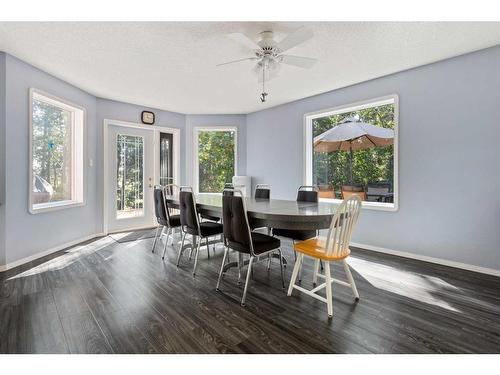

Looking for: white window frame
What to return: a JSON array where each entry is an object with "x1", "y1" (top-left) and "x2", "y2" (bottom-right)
[
  {"x1": 29, "y1": 88, "x2": 86, "y2": 214},
  {"x1": 303, "y1": 94, "x2": 399, "y2": 212},
  {"x1": 193, "y1": 126, "x2": 238, "y2": 194}
]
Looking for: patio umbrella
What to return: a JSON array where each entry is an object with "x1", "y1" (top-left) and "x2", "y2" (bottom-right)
[{"x1": 313, "y1": 116, "x2": 394, "y2": 183}]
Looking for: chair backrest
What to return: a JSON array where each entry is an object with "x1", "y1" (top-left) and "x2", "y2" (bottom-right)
[
  {"x1": 222, "y1": 189, "x2": 254, "y2": 255},
  {"x1": 325, "y1": 196, "x2": 362, "y2": 257},
  {"x1": 342, "y1": 190, "x2": 367, "y2": 201},
  {"x1": 164, "y1": 183, "x2": 179, "y2": 197},
  {"x1": 367, "y1": 182, "x2": 391, "y2": 194},
  {"x1": 297, "y1": 185, "x2": 319, "y2": 202},
  {"x1": 341, "y1": 184, "x2": 364, "y2": 192},
  {"x1": 153, "y1": 185, "x2": 169, "y2": 225},
  {"x1": 254, "y1": 184, "x2": 271, "y2": 200},
  {"x1": 341, "y1": 185, "x2": 366, "y2": 200},
  {"x1": 179, "y1": 187, "x2": 201, "y2": 235}
]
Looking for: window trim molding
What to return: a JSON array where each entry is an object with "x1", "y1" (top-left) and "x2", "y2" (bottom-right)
[
  {"x1": 28, "y1": 88, "x2": 87, "y2": 214},
  {"x1": 193, "y1": 126, "x2": 238, "y2": 194},
  {"x1": 303, "y1": 94, "x2": 399, "y2": 212}
]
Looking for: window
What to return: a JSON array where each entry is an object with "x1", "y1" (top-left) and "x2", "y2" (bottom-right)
[
  {"x1": 29, "y1": 89, "x2": 85, "y2": 213},
  {"x1": 304, "y1": 95, "x2": 398, "y2": 211},
  {"x1": 194, "y1": 127, "x2": 237, "y2": 193}
]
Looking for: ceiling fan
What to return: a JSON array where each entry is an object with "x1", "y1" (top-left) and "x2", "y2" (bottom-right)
[{"x1": 217, "y1": 27, "x2": 317, "y2": 103}]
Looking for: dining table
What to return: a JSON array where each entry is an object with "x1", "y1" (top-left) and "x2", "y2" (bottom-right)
[{"x1": 164, "y1": 193, "x2": 340, "y2": 273}]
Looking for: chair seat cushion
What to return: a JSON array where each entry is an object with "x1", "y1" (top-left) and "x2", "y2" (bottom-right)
[
  {"x1": 200, "y1": 221, "x2": 223, "y2": 237},
  {"x1": 168, "y1": 215, "x2": 181, "y2": 227},
  {"x1": 228, "y1": 232, "x2": 280, "y2": 255},
  {"x1": 294, "y1": 238, "x2": 350, "y2": 261},
  {"x1": 272, "y1": 228, "x2": 316, "y2": 241},
  {"x1": 201, "y1": 213, "x2": 220, "y2": 222}
]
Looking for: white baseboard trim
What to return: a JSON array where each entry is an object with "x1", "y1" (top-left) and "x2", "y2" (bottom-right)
[
  {"x1": 351, "y1": 242, "x2": 500, "y2": 277},
  {"x1": 0, "y1": 233, "x2": 101, "y2": 272}
]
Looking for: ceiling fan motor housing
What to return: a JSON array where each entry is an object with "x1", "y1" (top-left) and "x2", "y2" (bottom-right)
[{"x1": 258, "y1": 31, "x2": 278, "y2": 50}]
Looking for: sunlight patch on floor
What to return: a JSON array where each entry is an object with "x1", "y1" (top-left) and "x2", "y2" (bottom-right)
[
  {"x1": 7, "y1": 236, "x2": 115, "y2": 280},
  {"x1": 347, "y1": 257, "x2": 461, "y2": 312}
]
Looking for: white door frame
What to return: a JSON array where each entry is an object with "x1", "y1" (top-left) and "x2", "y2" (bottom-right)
[{"x1": 103, "y1": 119, "x2": 181, "y2": 235}]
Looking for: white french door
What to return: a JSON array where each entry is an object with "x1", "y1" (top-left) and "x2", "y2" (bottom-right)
[{"x1": 106, "y1": 124, "x2": 155, "y2": 232}]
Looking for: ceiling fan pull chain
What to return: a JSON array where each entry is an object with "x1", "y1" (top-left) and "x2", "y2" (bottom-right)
[{"x1": 260, "y1": 63, "x2": 268, "y2": 103}]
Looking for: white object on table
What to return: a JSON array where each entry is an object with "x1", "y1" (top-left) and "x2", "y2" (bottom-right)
[{"x1": 232, "y1": 176, "x2": 251, "y2": 197}]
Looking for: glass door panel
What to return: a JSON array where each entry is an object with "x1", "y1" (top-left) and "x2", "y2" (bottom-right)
[
  {"x1": 116, "y1": 134, "x2": 144, "y2": 219},
  {"x1": 159, "y1": 132, "x2": 173, "y2": 192}
]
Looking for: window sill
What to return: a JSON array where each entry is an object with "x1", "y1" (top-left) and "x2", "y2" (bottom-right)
[
  {"x1": 30, "y1": 200, "x2": 85, "y2": 214},
  {"x1": 319, "y1": 198, "x2": 398, "y2": 212}
]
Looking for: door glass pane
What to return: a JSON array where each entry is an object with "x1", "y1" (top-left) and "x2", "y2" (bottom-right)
[
  {"x1": 197, "y1": 130, "x2": 235, "y2": 193},
  {"x1": 116, "y1": 134, "x2": 144, "y2": 219},
  {"x1": 160, "y1": 132, "x2": 173, "y2": 189}
]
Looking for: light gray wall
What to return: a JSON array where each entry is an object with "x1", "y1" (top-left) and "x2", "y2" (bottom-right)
[
  {"x1": 185, "y1": 114, "x2": 247, "y2": 187},
  {"x1": 246, "y1": 45, "x2": 500, "y2": 271},
  {"x1": 0, "y1": 52, "x2": 6, "y2": 266},
  {"x1": 3, "y1": 54, "x2": 99, "y2": 265}
]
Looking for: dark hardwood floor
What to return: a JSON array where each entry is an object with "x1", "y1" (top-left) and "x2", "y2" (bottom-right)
[{"x1": 1, "y1": 230, "x2": 500, "y2": 354}]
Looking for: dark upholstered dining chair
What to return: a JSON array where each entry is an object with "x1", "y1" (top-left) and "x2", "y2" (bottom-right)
[
  {"x1": 216, "y1": 189, "x2": 285, "y2": 306},
  {"x1": 272, "y1": 185, "x2": 319, "y2": 242},
  {"x1": 254, "y1": 184, "x2": 271, "y2": 200},
  {"x1": 176, "y1": 186, "x2": 223, "y2": 276},
  {"x1": 250, "y1": 184, "x2": 271, "y2": 232},
  {"x1": 272, "y1": 185, "x2": 320, "y2": 281},
  {"x1": 152, "y1": 185, "x2": 181, "y2": 260}
]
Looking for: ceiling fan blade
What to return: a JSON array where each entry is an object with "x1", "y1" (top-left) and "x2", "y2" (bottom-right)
[
  {"x1": 216, "y1": 57, "x2": 259, "y2": 67},
  {"x1": 280, "y1": 55, "x2": 317, "y2": 69},
  {"x1": 227, "y1": 32, "x2": 261, "y2": 50},
  {"x1": 277, "y1": 27, "x2": 313, "y2": 52}
]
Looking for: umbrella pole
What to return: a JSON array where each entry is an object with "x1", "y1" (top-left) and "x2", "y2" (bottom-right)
[{"x1": 349, "y1": 142, "x2": 353, "y2": 184}]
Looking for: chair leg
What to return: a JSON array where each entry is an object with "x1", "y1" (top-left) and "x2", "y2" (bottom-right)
[
  {"x1": 161, "y1": 227, "x2": 171, "y2": 260},
  {"x1": 293, "y1": 241, "x2": 304, "y2": 283},
  {"x1": 287, "y1": 253, "x2": 303, "y2": 296},
  {"x1": 241, "y1": 256, "x2": 255, "y2": 306},
  {"x1": 176, "y1": 232, "x2": 187, "y2": 267},
  {"x1": 237, "y1": 253, "x2": 243, "y2": 284},
  {"x1": 343, "y1": 259, "x2": 360, "y2": 301},
  {"x1": 189, "y1": 235, "x2": 196, "y2": 260},
  {"x1": 324, "y1": 262, "x2": 333, "y2": 318},
  {"x1": 169, "y1": 228, "x2": 175, "y2": 246},
  {"x1": 267, "y1": 254, "x2": 272, "y2": 270},
  {"x1": 312, "y1": 259, "x2": 320, "y2": 286},
  {"x1": 278, "y1": 248, "x2": 285, "y2": 290},
  {"x1": 152, "y1": 226, "x2": 161, "y2": 253},
  {"x1": 320, "y1": 260, "x2": 324, "y2": 271},
  {"x1": 205, "y1": 237, "x2": 210, "y2": 259},
  {"x1": 192, "y1": 240, "x2": 201, "y2": 276},
  {"x1": 216, "y1": 246, "x2": 229, "y2": 291}
]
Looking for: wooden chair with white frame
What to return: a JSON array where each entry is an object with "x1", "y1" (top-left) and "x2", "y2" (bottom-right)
[{"x1": 287, "y1": 195, "x2": 362, "y2": 318}]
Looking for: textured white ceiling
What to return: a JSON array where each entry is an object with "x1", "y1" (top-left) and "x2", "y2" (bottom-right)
[{"x1": 1, "y1": 22, "x2": 499, "y2": 114}]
